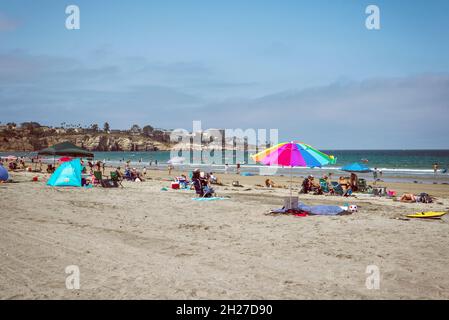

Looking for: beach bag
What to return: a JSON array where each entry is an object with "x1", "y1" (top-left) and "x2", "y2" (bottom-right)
[
  {"x1": 418, "y1": 193, "x2": 432, "y2": 203},
  {"x1": 232, "y1": 181, "x2": 241, "y2": 187}
]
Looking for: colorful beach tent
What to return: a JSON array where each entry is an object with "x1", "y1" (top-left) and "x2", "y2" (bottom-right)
[
  {"x1": 0, "y1": 165, "x2": 8, "y2": 181},
  {"x1": 341, "y1": 162, "x2": 372, "y2": 173},
  {"x1": 47, "y1": 159, "x2": 82, "y2": 187},
  {"x1": 38, "y1": 141, "x2": 94, "y2": 158}
]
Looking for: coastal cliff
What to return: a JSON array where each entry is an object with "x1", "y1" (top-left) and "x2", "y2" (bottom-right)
[
  {"x1": 0, "y1": 122, "x2": 258, "y2": 152},
  {"x1": 0, "y1": 123, "x2": 172, "y2": 152}
]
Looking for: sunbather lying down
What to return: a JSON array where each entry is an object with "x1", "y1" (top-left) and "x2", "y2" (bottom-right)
[
  {"x1": 400, "y1": 193, "x2": 417, "y2": 202},
  {"x1": 399, "y1": 192, "x2": 434, "y2": 203}
]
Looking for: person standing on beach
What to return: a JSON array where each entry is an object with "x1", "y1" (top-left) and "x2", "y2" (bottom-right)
[
  {"x1": 236, "y1": 162, "x2": 241, "y2": 174},
  {"x1": 433, "y1": 163, "x2": 439, "y2": 176},
  {"x1": 143, "y1": 166, "x2": 147, "y2": 177},
  {"x1": 373, "y1": 167, "x2": 378, "y2": 184}
]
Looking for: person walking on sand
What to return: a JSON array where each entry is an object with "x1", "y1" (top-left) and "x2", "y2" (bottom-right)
[
  {"x1": 373, "y1": 167, "x2": 378, "y2": 185},
  {"x1": 433, "y1": 163, "x2": 439, "y2": 176},
  {"x1": 236, "y1": 162, "x2": 241, "y2": 175}
]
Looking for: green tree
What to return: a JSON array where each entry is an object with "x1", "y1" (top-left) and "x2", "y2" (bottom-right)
[
  {"x1": 142, "y1": 125, "x2": 154, "y2": 136},
  {"x1": 91, "y1": 123, "x2": 99, "y2": 132},
  {"x1": 130, "y1": 124, "x2": 141, "y2": 134},
  {"x1": 103, "y1": 122, "x2": 110, "y2": 132}
]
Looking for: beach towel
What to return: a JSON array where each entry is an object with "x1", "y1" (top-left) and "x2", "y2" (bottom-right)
[
  {"x1": 297, "y1": 202, "x2": 345, "y2": 215},
  {"x1": 241, "y1": 172, "x2": 254, "y2": 176},
  {"x1": 270, "y1": 202, "x2": 346, "y2": 216},
  {"x1": 192, "y1": 197, "x2": 229, "y2": 201}
]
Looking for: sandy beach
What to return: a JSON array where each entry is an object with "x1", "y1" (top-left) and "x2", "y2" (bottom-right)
[{"x1": 1, "y1": 168, "x2": 449, "y2": 300}]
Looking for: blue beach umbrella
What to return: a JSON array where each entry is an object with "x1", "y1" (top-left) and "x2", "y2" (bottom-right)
[{"x1": 341, "y1": 162, "x2": 372, "y2": 173}]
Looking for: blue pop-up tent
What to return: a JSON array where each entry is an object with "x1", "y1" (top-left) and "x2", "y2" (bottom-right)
[
  {"x1": 47, "y1": 159, "x2": 82, "y2": 187},
  {"x1": 0, "y1": 164, "x2": 8, "y2": 181},
  {"x1": 341, "y1": 162, "x2": 372, "y2": 173}
]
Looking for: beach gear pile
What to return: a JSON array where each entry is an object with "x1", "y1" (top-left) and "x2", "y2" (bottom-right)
[
  {"x1": 0, "y1": 165, "x2": 9, "y2": 182},
  {"x1": 269, "y1": 202, "x2": 351, "y2": 216}
]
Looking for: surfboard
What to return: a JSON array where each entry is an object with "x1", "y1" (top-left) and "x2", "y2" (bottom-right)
[{"x1": 406, "y1": 211, "x2": 447, "y2": 219}]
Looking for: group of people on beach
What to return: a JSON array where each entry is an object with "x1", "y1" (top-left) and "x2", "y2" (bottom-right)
[{"x1": 300, "y1": 173, "x2": 360, "y2": 197}]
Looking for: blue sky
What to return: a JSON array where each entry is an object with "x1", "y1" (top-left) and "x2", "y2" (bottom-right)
[{"x1": 1, "y1": 0, "x2": 448, "y2": 148}]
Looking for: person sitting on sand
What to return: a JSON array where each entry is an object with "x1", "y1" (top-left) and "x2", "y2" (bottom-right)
[
  {"x1": 192, "y1": 169, "x2": 210, "y2": 197},
  {"x1": 338, "y1": 176, "x2": 353, "y2": 196},
  {"x1": 300, "y1": 176, "x2": 312, "y2": 194},
  {"x1": 46, "y1": 164, "x2": 55, "y2": 173},
  {"x1": 310, "y1": 176, "x2": 323, "y2": 195},
  {"x1": 95, "y1": 161, "x2": 101, "y2": 172},
  {"x1": 265, "y1": 178, "x2": 275, "y2": 188},
  {"x1": 321, "y1": 174, "x2": 334, "y2": 194},
  {"x1": 209, "y1": 172, "x2": 219, "y2": 184},
  {"x1": 114, "y1": 167, "x2": 123, "y2": 180},
  {"x1": 350, "y1": 173, "x2": 358, "y2": 192},
  {"x1": 301, "y1": 175, "x2": 322, "y2": 194}
]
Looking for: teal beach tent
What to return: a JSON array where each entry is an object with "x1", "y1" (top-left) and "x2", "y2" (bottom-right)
[
  {"x1": 341, "y1": 162, "x2": 372, "y2": 173},
  {"x1": 47, "y1": 159, "x2": 82, "y2": 187}
]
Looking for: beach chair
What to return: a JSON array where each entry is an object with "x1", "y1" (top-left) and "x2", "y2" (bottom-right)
[
  {"x1": 331, "y1": 182, "x2": 344, "y2": 196},
  {"x1": 110, "y1": 171, "x2": 124, "y2": 188},
  {"x1": 357, "y1": 178, "x2": 367, "y2": 193},
  {"x1": 93, "y1": 171, "x2": 104, "y2": 186},
  {"x1": 319, "y1": 179, "x2": 330, "y2": 193}
]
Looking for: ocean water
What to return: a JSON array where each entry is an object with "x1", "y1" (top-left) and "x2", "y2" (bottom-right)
[{"x1": 2, "y1": 150, "x2": 449, "y2": 183}]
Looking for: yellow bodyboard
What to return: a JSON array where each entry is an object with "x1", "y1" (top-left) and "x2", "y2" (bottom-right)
[{"x1": 406, "y1": 211, "x2": 447, "y2": 219}]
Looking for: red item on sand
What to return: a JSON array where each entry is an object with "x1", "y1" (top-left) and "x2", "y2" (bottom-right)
[{"x1": 58, "y1": 156, "x2": 73, "y2": 163}]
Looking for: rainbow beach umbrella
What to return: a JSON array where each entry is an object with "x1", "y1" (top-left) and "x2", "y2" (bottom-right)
[
  {"x1": 252, "y1": 142, "x2": 335, "y2": 167},
  {"x1": 252, "y1": 141, "x2": 336, "y2": 201}
]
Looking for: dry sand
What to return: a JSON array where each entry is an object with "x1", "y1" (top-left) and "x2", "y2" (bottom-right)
[{"x1": 1, "y1": 169, "x2": 449, "y2": 299}]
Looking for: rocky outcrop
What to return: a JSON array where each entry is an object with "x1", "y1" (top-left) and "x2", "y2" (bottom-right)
[{"x1": 0, "y1": 133, "x2": 172, "y2": 152}]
